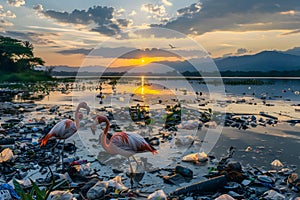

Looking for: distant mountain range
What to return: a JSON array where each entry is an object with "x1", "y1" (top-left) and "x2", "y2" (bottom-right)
[
  {"x1": 48, "y1": 48, "x2": 300, "y2": 74},
  {"x1": 215, "y1": 51, "x2": 300, "y2": 72}
]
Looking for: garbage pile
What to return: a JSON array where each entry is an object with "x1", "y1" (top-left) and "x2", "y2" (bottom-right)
[{"x1": 0, "y1": 102, "x2": 299, "y2": 200}]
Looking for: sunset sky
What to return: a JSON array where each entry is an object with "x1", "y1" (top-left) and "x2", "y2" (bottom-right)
[{"x1": 1, "y1": 0, "x2": 300, "y2": 67}]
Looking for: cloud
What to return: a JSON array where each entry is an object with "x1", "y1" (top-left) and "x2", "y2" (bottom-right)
[
  {"x1": 141, "y1": 4, "x2": 166, "y2": 17},
  {"x1": 114, "y1": 8, "x2": 125, "y2": 17},
  {"x1": 119, "y1": 48, "x2": 178, "y2": 59},
  {"x1": 5, "y1": 31, "x2": 57, "y2": 45},
  {"x1": 6, "y1": 0, "x2": 25, "y2": 7},
  {"x1": 57, "y1": 47, "x2": 134, "y2": 58},
  {"x1": 58, "y1": 48, "x2": 92, "y2": 55},
  {"x1": 0, "y1": 7, "x2": 16, "y2": 18},
  {"x1": 157, "y1": 0, "x2": 300, "y2": 35},
  {"x1": 236, "y1": 48, "x2": 248, "y2": 55},
  {"x1": 43, "y1": 6, "x2": 130, "y2": 36},
  {"x1": 162, "y1": 0, "x2": 173, "y2": 7},
  {"x1": 177, "y1": 2, "x2": 201, "y2": 16},
  {"x1": 281, "y1": 29, "x2": 300, "y2": 35},
  {"x1": 57, "y1": 47, "x2": 188, "y2": 60},
  {"x1": 33, "y1": 4, "x2": 43, "y2": 12},
  {"x1": 0, "y1": 19, "x2": 13, "y2": 29},
  {"x1": 129, "y1": 10, "x2": 136, "y2": 16}
]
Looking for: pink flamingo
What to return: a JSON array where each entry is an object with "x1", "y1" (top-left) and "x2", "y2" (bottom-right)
[
  {"x1": 95, "y1": 115, "x2": 157, "y2": 175},
  {"x1": 40, "y1": 102, "x2": 90, "y2": 147}
]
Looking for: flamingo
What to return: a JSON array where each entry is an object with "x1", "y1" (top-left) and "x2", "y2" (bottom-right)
[
  {"x1": 40, "y1": 102, "x2": 90, "y2": 147},
  {"x1": 95, "y1": 115, "x2": 157, "y2": 185}
]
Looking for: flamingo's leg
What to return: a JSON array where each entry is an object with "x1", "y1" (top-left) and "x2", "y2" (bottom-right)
[
  {"x1": 51, "y1": 140, "x2": 60, "y2": 151},
  {"x1": 128, "y1": 158, "x2": 134, "y2": 188},
  {"x1": 61, "y1": 140, "x2": 65, "y2": 168},
  {"x1": 132, "y1": 155, "x2": 139, "y2": 165}
]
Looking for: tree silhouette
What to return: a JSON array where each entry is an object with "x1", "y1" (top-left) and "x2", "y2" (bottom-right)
[{"x1": 0, "y1": 35, "x2": 45, "y2": 73}]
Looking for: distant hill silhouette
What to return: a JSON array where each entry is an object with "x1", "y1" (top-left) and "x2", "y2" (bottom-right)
[
  {"x1": 283, "y1": 47, "x2": 300, "y2": 56},
  {"x1": 48, "y1": 49, "x2": 300, "y2": 76},
  {"x1": 215, "y1": 51, "x2": 300, "y2": 72}
]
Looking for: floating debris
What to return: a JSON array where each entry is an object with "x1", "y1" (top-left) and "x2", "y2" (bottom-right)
[
  {"x1": 147, "y1": 189, "x2": 167, "y2": 200},
  {"x1": 182, "y1": 152, "x2": 208, "y2": 163}
]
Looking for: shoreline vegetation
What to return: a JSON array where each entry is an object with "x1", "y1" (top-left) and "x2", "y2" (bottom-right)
[
  {"x1": 0, "y1": 71, "x2": 53, "y2": 82},
  {"x1": 0, "y1": 35, "x2": 51, "y2": 82}
]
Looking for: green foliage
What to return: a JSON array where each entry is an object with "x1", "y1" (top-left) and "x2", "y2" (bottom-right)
[
  {"x1": 0, "y1": 71, "x2": 53, "y2": 82},
  {"x1": 0, "y1": 35, "x2": 45, "y2": 73},
  {"x1": 13, "y1": 168, "x2": 58, "y2": 200},
  {"x1": 13, "y1": 179, "x2": 49, "y2": 200}
]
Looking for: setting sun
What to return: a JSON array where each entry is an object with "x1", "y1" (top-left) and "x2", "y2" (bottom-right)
[{"x1": 109, "y1": 56, "x2": 183, "y2": 67}]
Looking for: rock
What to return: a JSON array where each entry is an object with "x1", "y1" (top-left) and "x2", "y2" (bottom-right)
[
  {"x1": 262, "y1": 189, "x2": 285, "y2": 200},
  {"x1": 175, "y1": 135, "x2": 194, "y2": 146},
  {"x1": 79, "y1": 178, "x2": 100, "y2": 196},
  {"x1": 215, "y1": 194, "x2": 235, "y2": 200},
  {"x1": 147, "y1": 189, "x2": 167, "y2": 200},
  {"x1": 226, "y1": 161, "x2": 242, "y2": 172},
  {"x1": 170, "y1": 175, "x2": 227, "y2": 196},
  {"x1": 163, "y1": 174, "x2": 187, "y2": 185},
  {"x1": 287, "y1": 173, "x2": 298, "y2": 186},
  {"x1": 86, "y1": 181, "x2": 108, "y2": 200},
  {"x1": 241, "y1": 179, "x2": 252, "y2": 186},
  {"x1": 47, "y1": 190, "x2": 74, "y2": 200},
  {"x1": 224, "y1": 182, "x2": 240, "y2": 190},
  {"x1": 227, "y1": 191, "x2": 243, "y2": 199},
  {"x1": 175, "y1": 165, "x2": 193, "y2": 178}
]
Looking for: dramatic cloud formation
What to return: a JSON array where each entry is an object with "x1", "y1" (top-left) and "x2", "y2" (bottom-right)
[
  {"x1": 43, "y1": 6, "x2": 130, "y2": 36},
  {"x1": 141, "y1": 3, "x2": 166, "y2": 20},
  {"x1": 158, "y1": 0, "x2": 300, "y2": 35},
  {"x1": 57, "y1": 46, "x2": 208, "y2": 61},
  {"x1": 5, "y1": 31, "x2": 57, "y2": 45},
  {"x1": 177, "y1": 2, "x2": 201, "y2": 16},
  {"x1": 6, "y1": 0, "x2": 25, "y2": 7}
]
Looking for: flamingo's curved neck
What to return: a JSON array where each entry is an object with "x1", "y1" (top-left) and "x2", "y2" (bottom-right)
[
  {"x1": 74, "y1": 102, "x2": 87, "y2": 129},
  {"x1": 100, "y1": 117, "x2": 110, "y2": 151},
  {"x1": 75, "y1": 108, "x2": 80, "y2": 129}
]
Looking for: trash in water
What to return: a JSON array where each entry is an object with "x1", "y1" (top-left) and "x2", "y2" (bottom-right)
[
  {"x1": 182, "y1": 152, "x2": 208, "y2": 162},
  {"x1": 147, "y1": 189, "x2": 167, "y2": 200},
  {"x1": 0, "y1": 148, "x2": 14, "y2": 163}
]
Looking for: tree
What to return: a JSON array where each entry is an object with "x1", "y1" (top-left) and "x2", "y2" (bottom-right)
[{"x1": 0, "y1": 35, "x2": 45, "y2": 73}]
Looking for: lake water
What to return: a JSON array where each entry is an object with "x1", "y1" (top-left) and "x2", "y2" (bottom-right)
[{"x1": 1, "y1": 77, "x2": 300, "y2": 171}]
